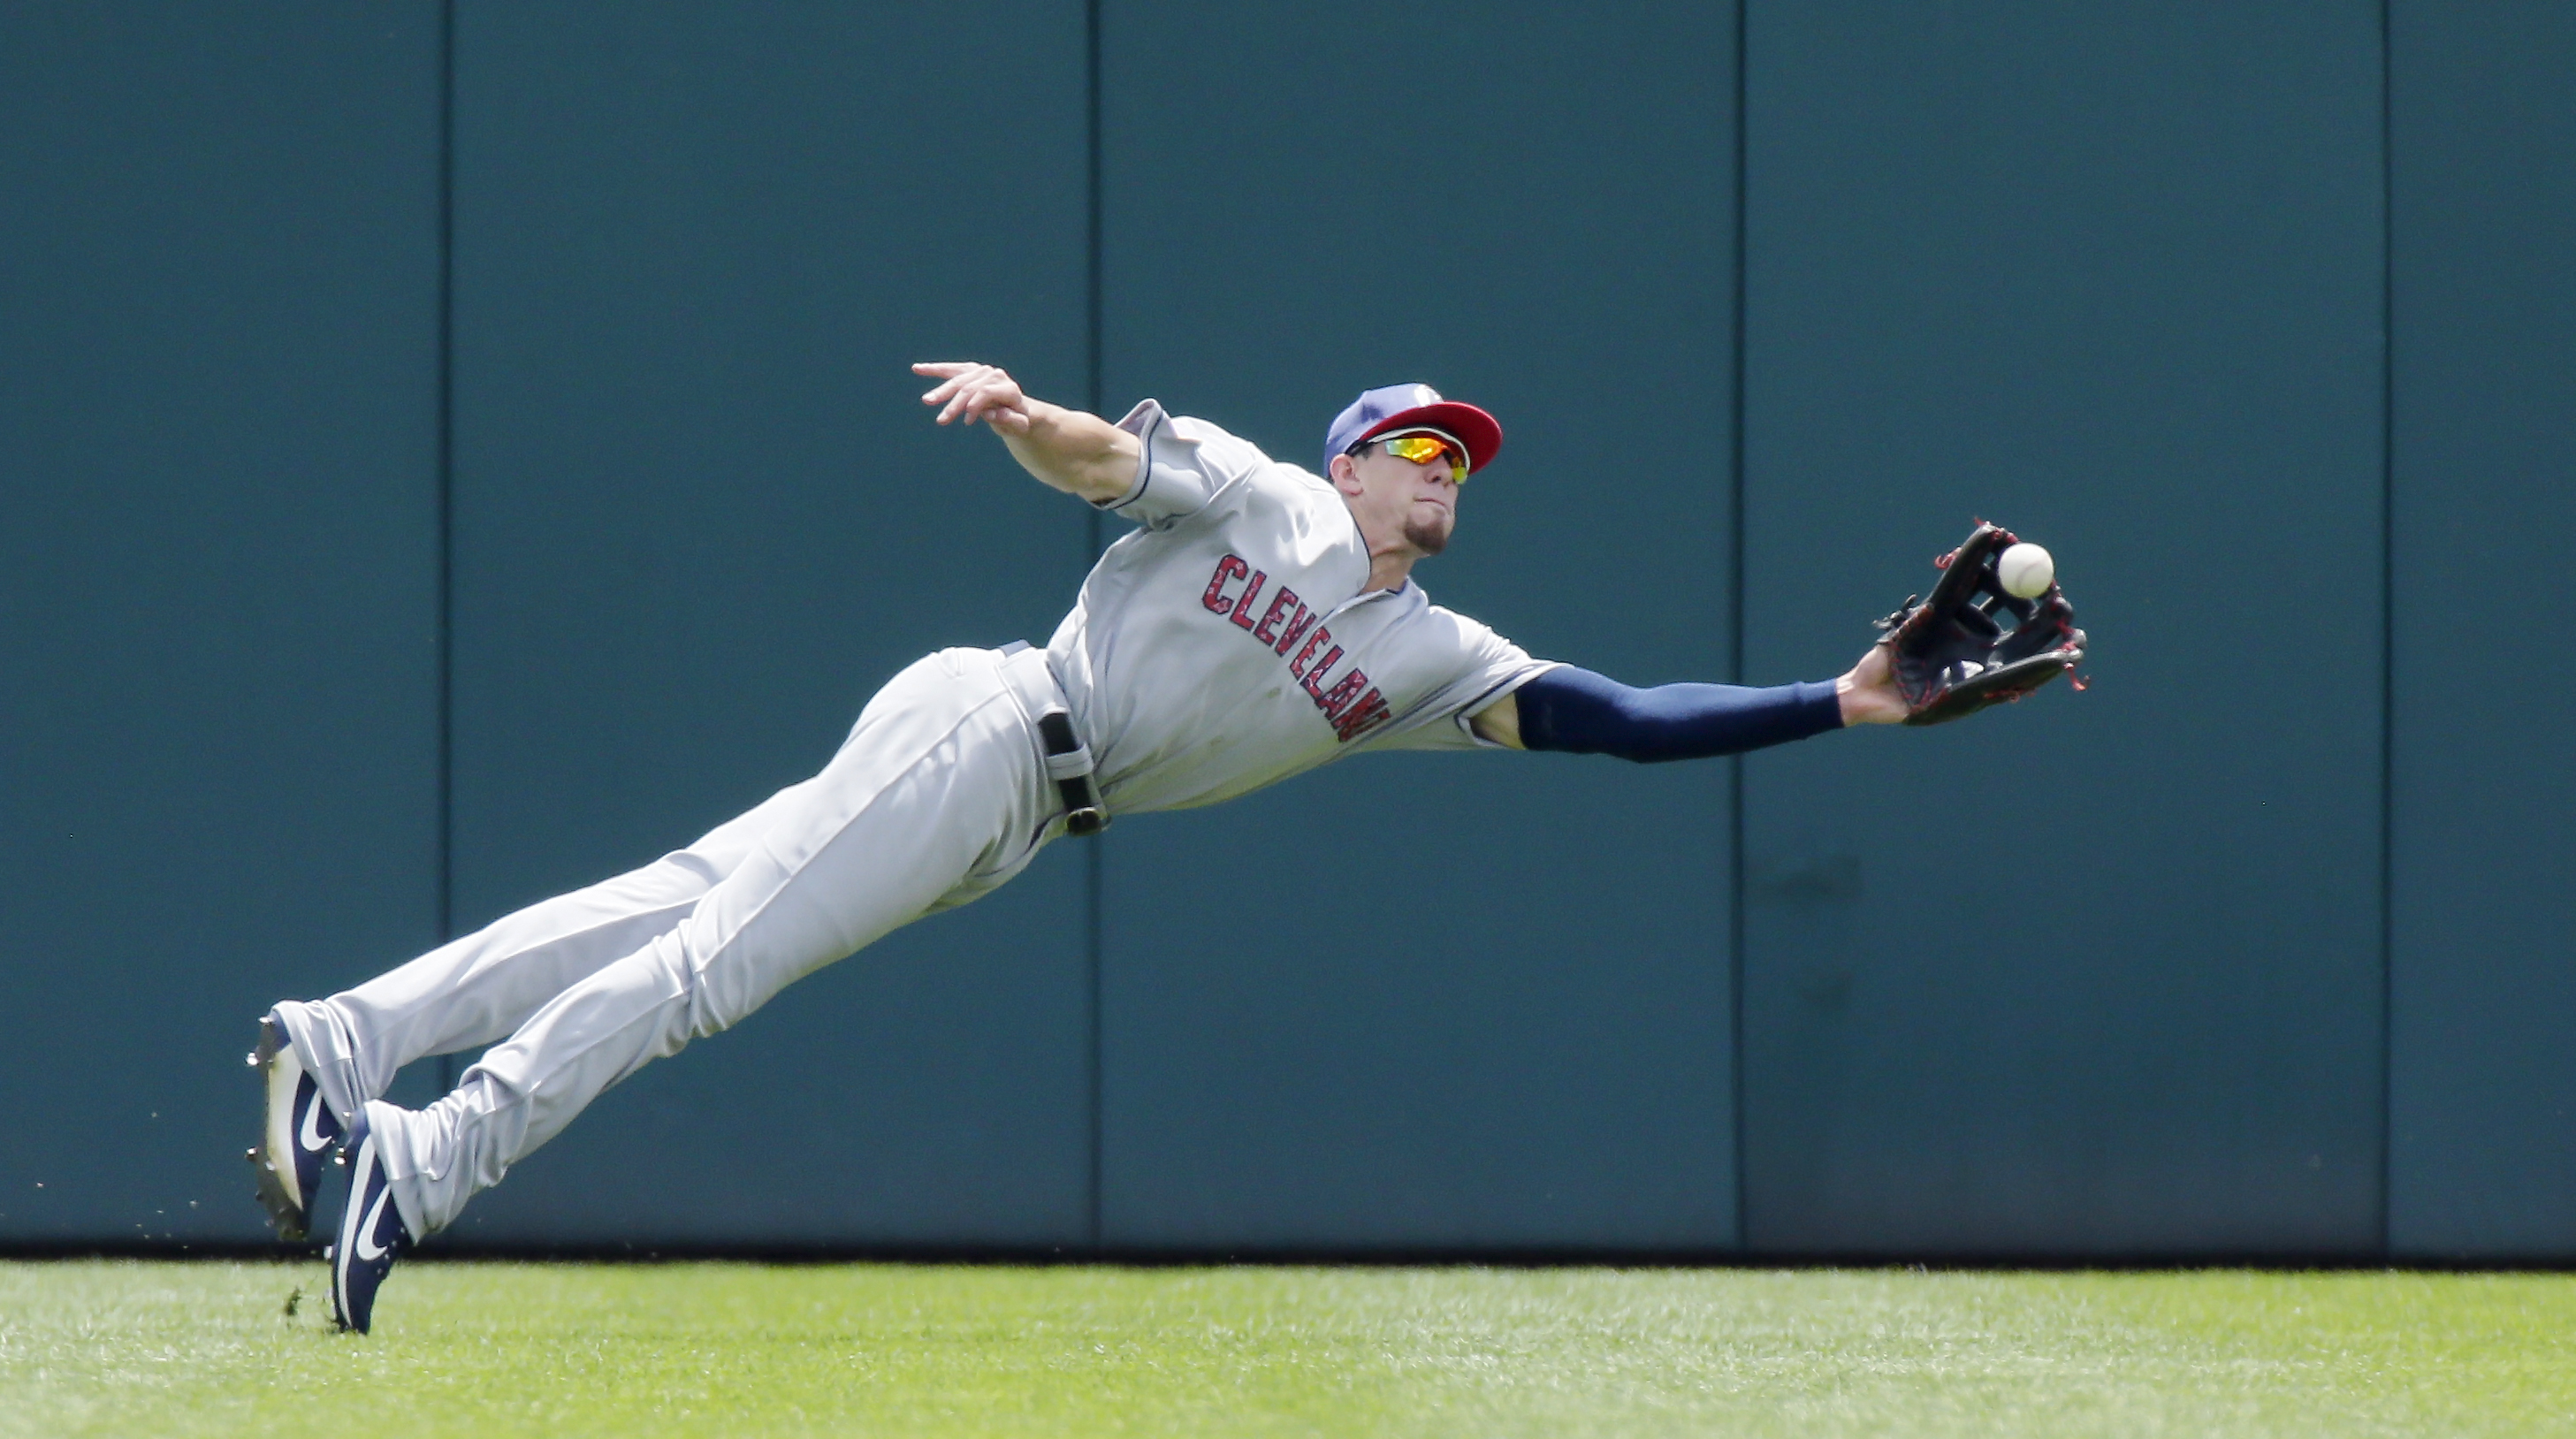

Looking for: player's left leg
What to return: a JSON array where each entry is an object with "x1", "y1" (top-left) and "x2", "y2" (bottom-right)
[{"x1": 265, "y1": 773, "x2": 819, "y2": 1130}]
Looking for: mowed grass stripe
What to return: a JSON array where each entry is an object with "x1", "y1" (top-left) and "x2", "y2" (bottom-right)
[{"x1": 2, "y1": 1262, "x2": 2572, "y2": 1437}]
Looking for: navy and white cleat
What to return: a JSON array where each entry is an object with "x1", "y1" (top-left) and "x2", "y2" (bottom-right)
[
  {"x1": 330, "y1": 1110, "x2": 411, "y2": 1335},
  {"x1": 246, "y1": 1016, "x2": 341, "y2": 1241}
]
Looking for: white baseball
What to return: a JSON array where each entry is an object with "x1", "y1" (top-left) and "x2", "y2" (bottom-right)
[{"x1": 1998, "y1": 542, "x2": 2055, "y2": 598}]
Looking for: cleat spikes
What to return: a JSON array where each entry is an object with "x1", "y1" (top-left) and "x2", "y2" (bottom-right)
[{"x1": 248, "y1": 1016, "x2": 343, "y2": 1243}]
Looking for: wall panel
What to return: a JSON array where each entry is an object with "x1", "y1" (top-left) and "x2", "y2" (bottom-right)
[
  {"x1": 1096, "y1": 0, "x2": 1741, "y2": 1252},
  {"x1": 1739, "y1": 2, "x2": 2388, "y2": 1256},
  {"x1": 2387, "y1": 1, "x2": 2576, "y2": 1260},
  {"x1": 438, "y1": 0, "x2": 1094, "y2": 1246},
  {"x1": 0, "y1": 5, "x2": 444, "y2": 1240}
]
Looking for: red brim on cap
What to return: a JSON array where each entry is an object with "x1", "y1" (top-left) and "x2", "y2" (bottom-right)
[{"x1": 1359, "y1": 400, "x2": 1503, "y2": 474}]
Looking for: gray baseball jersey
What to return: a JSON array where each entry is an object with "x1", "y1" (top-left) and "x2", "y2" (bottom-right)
[
  {"x1": 1051, "y1": 400, "x2": 1557, "y2": 816},
  {"x1": 274, "y1": 396, "x2": 1558, "y2": 1245}
]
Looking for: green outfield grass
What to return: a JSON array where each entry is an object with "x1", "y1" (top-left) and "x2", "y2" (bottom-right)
[{"x1": 2, "y1": 1260, "x2": 2572, "y2": 1438}]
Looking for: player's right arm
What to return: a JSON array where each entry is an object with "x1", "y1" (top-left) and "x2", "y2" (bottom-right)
[{"x1": 914, "y1": 362, "x2": 1138, "y2": 504}]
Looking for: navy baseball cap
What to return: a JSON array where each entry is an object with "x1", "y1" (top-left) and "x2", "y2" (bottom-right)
[{"x1": 1323, "y1": 384, "x2": 1503, "y2": 477}]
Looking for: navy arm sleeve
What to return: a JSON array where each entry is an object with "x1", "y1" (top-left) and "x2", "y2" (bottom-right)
[{"x1": 1513, "y1": 665, "x2": 1845, "y2": 763}]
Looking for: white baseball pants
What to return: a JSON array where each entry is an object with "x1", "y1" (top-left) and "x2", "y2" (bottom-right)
[{"x1": 269, "y1": 646, "x2": 1063, "y2": 1238}]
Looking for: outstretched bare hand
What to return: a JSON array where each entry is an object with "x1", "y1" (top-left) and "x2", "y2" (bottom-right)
[
  {"x1": 908, "y1": 361, "x2": 1140, "y2": 503},
  {"x1": 914, "y1": 361, "x2": 1035, "y2": 435},
  {"x1": 1836, "y1": 642, "x2": 1909, "y2": 726}
]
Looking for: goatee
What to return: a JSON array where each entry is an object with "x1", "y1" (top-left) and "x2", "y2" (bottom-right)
[{"x1": 1403, "y1": 514, "x2": 1452, "y2": 556}]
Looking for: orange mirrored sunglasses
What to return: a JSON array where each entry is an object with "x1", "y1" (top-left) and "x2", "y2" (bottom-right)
[{"x1": 1375, "y1": 431, "x2": 1470, "y2": 483}]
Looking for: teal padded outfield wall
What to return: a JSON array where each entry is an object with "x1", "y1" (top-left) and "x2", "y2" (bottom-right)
[{"x1": 3, "y1": 1, "x2": 2570, "y2": 1260}]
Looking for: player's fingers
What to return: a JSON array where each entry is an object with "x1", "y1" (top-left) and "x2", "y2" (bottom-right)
[
  {"x1": 934, "y1": 368, "x2": 995, "y2": 423},
  {"x1": 963, "y1": 373, "x2": 1021, "y2": 415},
  {"x1": 965, "y1": 384, "x2": 1022, "y2": 428},
  {"x1": 912, "y1": 361, "x2": 977, "y2": 384},
  {"x1": 933, "y1": 364, "x2": 1004, "y2": 413},
  {"x1": 918, "y1": 366, "x2": 982, "y2": 407}
]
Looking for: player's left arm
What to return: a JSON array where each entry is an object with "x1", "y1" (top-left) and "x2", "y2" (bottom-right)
[
  {"x1": 1468, "y1": 643, "x2": 1907, "y2": 754},
  {"x1": 914, "y1": 362, "x2": 1139, "y2": 504}
]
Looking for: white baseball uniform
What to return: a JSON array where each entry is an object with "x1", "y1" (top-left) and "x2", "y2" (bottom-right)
[{"x1": 271, "y1": 400, "x2": 1555, "y2": 1238}]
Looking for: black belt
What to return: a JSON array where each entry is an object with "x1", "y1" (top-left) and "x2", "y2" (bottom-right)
[
  {"x1": 998, "y1": 642, "x2": 1109, "y2": 837},
  {"x1": 1036, "y1": 712, "x2": 1109, "y2": 837}
]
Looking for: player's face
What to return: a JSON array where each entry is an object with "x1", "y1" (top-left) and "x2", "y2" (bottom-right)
[{"x1": 1339, "y1": 442, "x2": 1461, "y2": 557}]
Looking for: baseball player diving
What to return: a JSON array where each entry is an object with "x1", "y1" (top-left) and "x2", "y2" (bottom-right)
[{"x1": 248, "y1": 362, "x2": 2084, "y2": 1331}]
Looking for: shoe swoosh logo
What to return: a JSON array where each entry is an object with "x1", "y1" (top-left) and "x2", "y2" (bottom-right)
[
  {"x1": 353, "y1": 1189, "x2": 394, "y2": 1263},
  {"x1": 299, "y1": 1095, "x2": 332, "y2": 1153}
]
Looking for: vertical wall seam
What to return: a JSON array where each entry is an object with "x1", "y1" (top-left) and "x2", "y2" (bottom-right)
[
  {"x1": 434, "y1": 0, "x2": 458, "y2": 1097},
  {"x1": 2376, "y1": 0, "x2": 2397, "y2": 1261},
  {"x1": 1083, "y1": 0, "x2": 1106, "y2": 1256},
  {"x1": 1726, "y1": 0, "x2": 1751, "y2": 1257}
]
